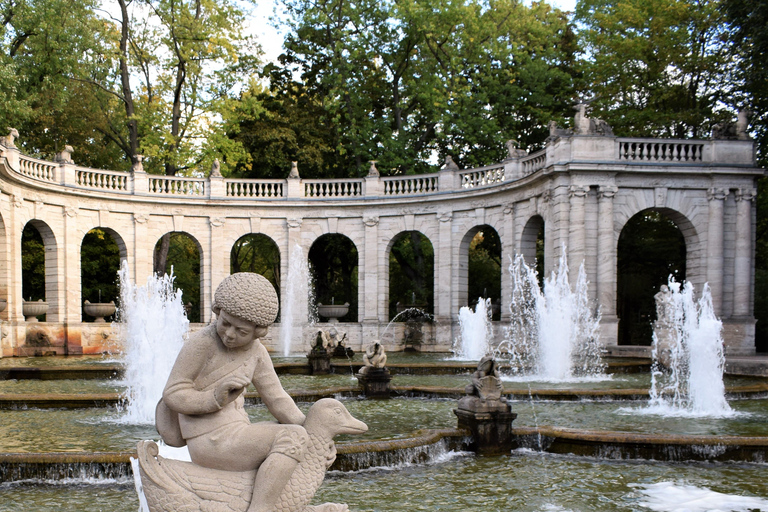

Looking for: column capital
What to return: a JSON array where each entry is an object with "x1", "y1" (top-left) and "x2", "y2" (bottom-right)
[
  {"x1": 437, "y1": 211, "x2": 453, "y2": 223},
  {"x1": 568, "y1": 184, "x2": 589, "y2": 198},
  {"x1": 209, "y1": 217, "x2": 226, "y2": 228},
  {"x1": 287, "y1": 217, "x2": 303, "y2": 228},
  {"x1": 363, "y1": 215, "x2": 379, "y2": 227},
  {"x1": 734, "y1": 188, "x2": 757, "y2": 202},
  {"x1": 597, "y1": 185, "x2": 618, "y2": 199},
  {"x1": 707, "y1": 187, "x2": 728, "y2": 201}
]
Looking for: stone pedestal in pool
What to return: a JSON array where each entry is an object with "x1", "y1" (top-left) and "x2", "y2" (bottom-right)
[
  {"x1": 307, "y1": 330, "x2": 332, "y2": 374},
  {"x1": 454, "y1": 357, "x2": 517, "y2": 455},
  {"x1": 356, "y1": 367, "x2": 392, "y2": 398}
]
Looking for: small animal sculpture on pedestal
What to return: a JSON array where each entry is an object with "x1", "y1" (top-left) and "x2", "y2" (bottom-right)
[{"x1": 136, "y1": 273, "x2": 368, "y2": 512}]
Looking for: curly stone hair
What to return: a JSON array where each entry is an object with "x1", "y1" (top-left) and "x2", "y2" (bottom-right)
[{"x1": 213, "y1": 273, "x2": 279, "y2": 326}]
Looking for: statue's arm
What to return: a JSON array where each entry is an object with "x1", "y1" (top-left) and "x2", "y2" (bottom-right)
[
  {"x1": 163, "y1": 338, "x2": 221, "y2": 415},
  {"x1": 253, "y1": 345, "x2": 306, "y2": 425}
]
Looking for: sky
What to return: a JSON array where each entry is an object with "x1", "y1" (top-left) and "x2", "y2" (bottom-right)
[{"x1": 251, "y1": 0, "x2": 580, "y2": 64}]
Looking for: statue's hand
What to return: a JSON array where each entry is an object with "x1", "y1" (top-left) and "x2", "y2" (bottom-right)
[{"x1": 214, "y1": 374, "x2": 250, "y2": 407}]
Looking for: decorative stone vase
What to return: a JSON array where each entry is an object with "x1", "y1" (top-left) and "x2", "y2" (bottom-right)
[
  {"x1": 0, "y1": 298, "x2": 6, "y2": 313},
  {"x1": 84, "y1": 300, "x2": 116, "y2": 322},
  {"x1": 22, "y1": 300, "x2": 48, "y2": 322},
  {"x1": 317, "y1": 303, "x2": 349, "y2": 323}
]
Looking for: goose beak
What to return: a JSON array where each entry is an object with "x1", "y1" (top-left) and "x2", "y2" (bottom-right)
[{"x1": 339, "y1": 414, "x2": 368, "y2": 435}]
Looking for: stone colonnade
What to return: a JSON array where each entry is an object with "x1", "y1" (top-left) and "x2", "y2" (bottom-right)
[{"x1": 0, "y1": 134, "x2": 761, "y2": 356}]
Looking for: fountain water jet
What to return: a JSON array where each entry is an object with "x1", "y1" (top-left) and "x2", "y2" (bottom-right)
[
  {"x1": 116, "y1": 261, "x2": 188, "y2": 424},
  {"x1": 280, "y1": 244, "x2": 315, "y2": 356},
  {"x1": 648, "y1": 279, "x2": 732, "y2": 417},
  {"x1": 498, "y1": 252, "x2": 603, "y2": 380},
  {"x1": 454, "y1": 298, "x2": 493, "y2": 360}
]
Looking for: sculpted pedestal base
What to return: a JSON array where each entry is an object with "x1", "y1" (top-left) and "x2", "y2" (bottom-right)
[
  {"x1": 355, "y1": 367, "x2": 391, "y2": 398},
  {"x1": 454, "y1": 396, "x2": 517, "y2": 456}
]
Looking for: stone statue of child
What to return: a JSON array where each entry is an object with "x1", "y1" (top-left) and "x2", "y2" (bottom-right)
[
  {"x1": 465, "y1": 356, "x2": 504, "y2": 402},
  {"x1": 358, "y1": 341, "x2": 386, "y2": 375},
  {"x1": 157, "y1": 273, "x2": 308, "y2": 512}
]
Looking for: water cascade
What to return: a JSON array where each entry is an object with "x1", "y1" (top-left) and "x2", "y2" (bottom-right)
[
  {"x1": 280, "y1": 243, "x2": 315, "y2": 356},
  {"x1": 648, "y1": 279, "x2": 732, "y2": 416},
  {"x1": 455, "y1": 298, "x2": 493, "y2": 360},
  {"x1": 116, "y1": 261, "x2": 189, "y2": 424},
  {"x1": 499, "y1": 253, "x2": 603, "y2": 380}
]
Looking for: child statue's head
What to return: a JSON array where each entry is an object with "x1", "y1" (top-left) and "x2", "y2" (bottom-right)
[{"x1": 213, "y1": 273, "x2": 279, "y2": 348}]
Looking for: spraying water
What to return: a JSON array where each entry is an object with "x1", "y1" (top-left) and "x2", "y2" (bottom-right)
[
  {"x1": 648, "y1": 279, "x2": 732, "y2": 417},
  {"x1": 499, "y1": 252, "x2": 603, "y2": 380},
  {"x1": 280, "y1": 244, "x2": 315, "y2": 356},
  {"x1": 455, "y1": 298, "x2": 493, "y2": 360},
  {"x1": 116, "y1": 261, "x2": 188, "y2": 424}
]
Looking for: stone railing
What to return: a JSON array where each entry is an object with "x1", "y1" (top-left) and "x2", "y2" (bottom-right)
[
  {"x1": 1, "y1": 135, "x2": 757, "y2": 202},
  {"x1": 226, "y1": 179, "x2": 285, "y2": 198},
  {"x1": 76, "y1": 166, "x2": 129, "y2": 192},
  {"x1": 304, "y1": 178, "x2": 364, "y2": 198},
  {"x1": 617, "y1": 139, "x2": 706, "y2": 162},
  {"x1": 521, "y1": 149, "x2": 547, "y2": 176},
  {"x1": 382, "y1": 174, "x2": 439, "y2": 195},
  {"x1": 459, "y1": 164, "x2": 505, "y2": 189},
  {"x1": 18, "y1": 154, "x2": 58, "y2": 183},
  {"x1": 148, "y1": 175, "x2": 206, "y2": 196}
]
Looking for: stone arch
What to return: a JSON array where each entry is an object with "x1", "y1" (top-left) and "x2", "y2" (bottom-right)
[
  {"x1": 520, "y1": 215, "x2": 545, "y2": 280},
  {"x1": 154, "y1": 231, "x2": 203, "y2": 323},
  {"x1": 80, "y1": 228, "x2": 127, "y2": 322},
  {"x1": 308, "y1": 233, "x2": 359, "y2": 322},
  {"x1": 616, "y1": 208, "x2": 693, "y2": 345},
  {"x1": 458, "y1": 225, "x2": 501, "y2": 318},
  {"x1": 230, "y1": 233, "x2": 281, "y2": 299},
  {"x1": 386, "y1": 230, "x2": 435, "y2": 320},
  {"x1": 22, "y1": 219, "x2": 59, "y2": 321}
]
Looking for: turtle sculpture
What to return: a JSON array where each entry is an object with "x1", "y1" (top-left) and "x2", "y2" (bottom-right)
[{"x1": 137, "y1": 398, "x2": 367, "y2": 512}]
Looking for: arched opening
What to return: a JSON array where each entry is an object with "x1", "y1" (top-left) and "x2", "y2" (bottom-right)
[
  {"x1": 617, "y1": 209, "x2": 687, "y2": 346},
  {"x1": 230, "y1": 234, "x2": 281, "y2": 318},
  {"x1": 460, "y1": 225, "x2": 501, "y2": 320},
  {"x1": 388, "y1": 231, "x2": 434, "y2": 320},
  {"x1": 521, "y1": 215, "x2": 545, "y2": 286},
  {"x1": 154, "y1": 232, "x2": 202, "y2": 323},
  {"x1": 308, "y1": 234, "x2": 358, "y2": 322},
  {"x1": 22, "y1": 220, "x2": 56, "y2": 321},
  {"x1": 81, "y1": 228, "x2": 126, "y2": 322}
]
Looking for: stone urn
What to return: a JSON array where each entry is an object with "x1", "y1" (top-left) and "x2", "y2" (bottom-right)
[
  {"x1": 84, "y1": 300, "x2": 116, "y2": 322},
  {"x1": 0, "y1": 298, "x2": 6, "y2": 313},
  {"x1": 22, "y1": 300, "x2": 48, "y2": 322},
  {"x1": 317, "y1": 303, "x2": 349, "y2": 323}
]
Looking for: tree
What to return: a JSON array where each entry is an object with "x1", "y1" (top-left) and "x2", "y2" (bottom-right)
[
  {"x1": 275, "y1": 0, "x2": 580, "y2": 176},
  {"x1": 389, "y1": 232, "x2": 434, "y2": 319},
  {"x1": 575, "y1": 0, "x2": 735, "y2": 138}
]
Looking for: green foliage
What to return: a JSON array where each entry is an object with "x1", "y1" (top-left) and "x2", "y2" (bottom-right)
[
  {"x1": 155, "y1": 233, "x2": 201, "y2": 322},
  {"x1": 468, "y1": 228, "x2": 501, "y2": 318},
  {"x1": 230, "y1": 234, "x2": 281, "y2": 298},
  {"x1": 617, "y1": 210, "x2": 686, "y2": 345},
  {"x1": 21, "y1": 223, "x2": 45, "y2": 301},
  {"x1": 389, "y1": 232, "x2": 434, "y2": 319},
  {"x1": 309, "y1": 235, "x2": 358, "y2": 322},
  {"x1": 81, "y1": 229, "x2": 121, "y2": 321},
  {"x1": 575, "y1": 0, "x2": 735, "y2": 137},
  {"x1": 273, "y1": 0, "x2": 580, "y2": 176}
]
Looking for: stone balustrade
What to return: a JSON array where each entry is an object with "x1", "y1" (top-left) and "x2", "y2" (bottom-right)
[{"x1": 2, "y1": 135, "x2": 757, "y2": 202}]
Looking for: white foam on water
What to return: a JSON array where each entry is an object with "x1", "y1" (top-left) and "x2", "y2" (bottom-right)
[{"x1": 632, "y1": 481, "x2": 768, "y2": 512}]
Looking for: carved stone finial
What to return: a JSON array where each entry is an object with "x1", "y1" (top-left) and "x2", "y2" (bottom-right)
[
  {"x1": 288, "y1": 161, "x2": 300, "y2": 179},
  {"x1": 55, "y1": 145, "x2": 74, "y2": 164},
  {"x1": 367, "y1": 160, "x2": 379, "y2": 177},
  {"x1": 573, "y1": 102, "x2": 613, "y2": 136},
  {"x1": 132, "y1": 155, "x2": 144, "y2": 173},
  {"x1": 2, "y1": 128, "x2": 19, "y2": 148},
  {"x1": 737, "y1": 109, "x2": 750, "y2": 140},
  {"x1": 505, "y1": 140, "x2": 528, "y2": 160},
  {"x1": 442, "y1": 155, "x2": 459, "y2": 171},
  {"x1": 210, "y1": 158, "x2": 222, "y2": 177}
]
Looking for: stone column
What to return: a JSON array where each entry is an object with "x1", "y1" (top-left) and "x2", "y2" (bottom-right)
[
  {"x1": 435, "y1": 211, "x2": 454, "y2": 346},
  {"x1": 500, "y1": 203, "x2": 515, "y2": 322},
  {"x1": 733, "y1": 188, "x2": 756, "y2": 317},
  {"x1": 62, "y1": 206, "x2": 83, "y2": 353},
  {"x1": 568, "y1": 185, "x2": 589, "y2": 287},
  {"x1": 286, "y1": 217, "x2": 309, "y2": 328},
  {"x1": 206, "y1": 217, "x2": 227, "y2": 324},
  {"x1": 132, "y1": 214, "x2": 152, "y2": 285},
  {"x1": 597, "y1": 186, "x2": 617, "y2": 317},
  {"x1": 362, "y1": 216, "x2": 381, "y2": 343},
  {"x1": 706, "y1": 188, "x2": 727, "y2": 314}
]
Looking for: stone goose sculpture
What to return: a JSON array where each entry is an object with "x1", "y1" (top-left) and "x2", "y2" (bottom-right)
[{"x1": 136, "y1": 398, "x2": 368, "y2": 512}]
